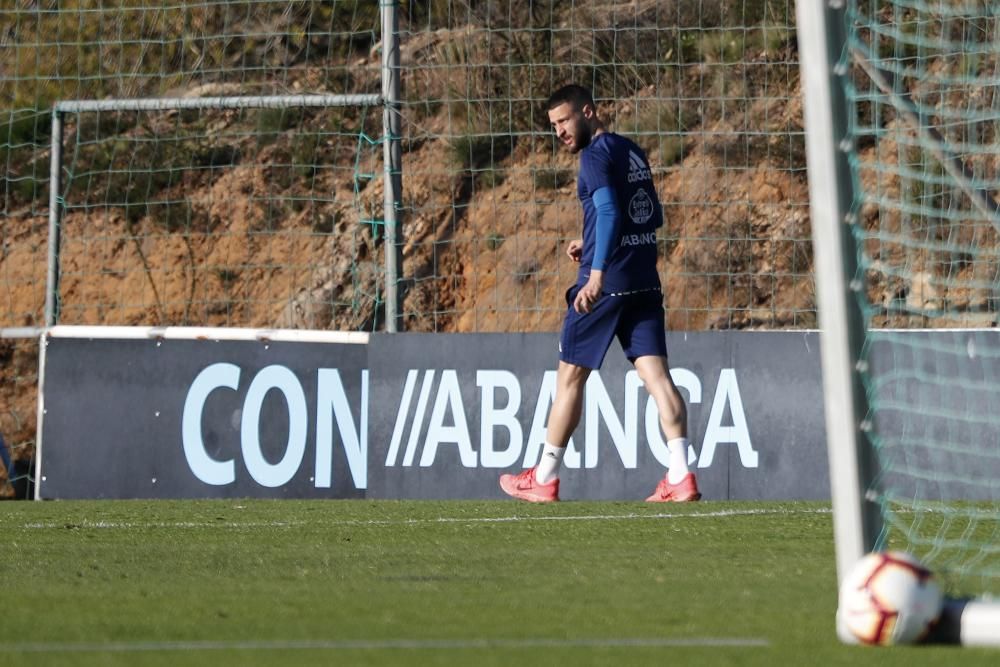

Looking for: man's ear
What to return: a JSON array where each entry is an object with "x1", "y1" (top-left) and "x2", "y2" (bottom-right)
[{"x1": 581, "y1": 103, "x2": 596, "y2": 120}]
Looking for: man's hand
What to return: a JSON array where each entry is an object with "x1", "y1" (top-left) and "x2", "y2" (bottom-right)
[
  {"x1": 566, "y1": 239, "x2": 583, "y2": 262},
  {"x1": 574, "y1": 270, "x2": 603, "y2": 313}
]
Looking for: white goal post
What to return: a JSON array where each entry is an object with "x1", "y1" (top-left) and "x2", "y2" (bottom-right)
[{"x1": 45, "y1": 92, "x2": 388, "y2": 331}]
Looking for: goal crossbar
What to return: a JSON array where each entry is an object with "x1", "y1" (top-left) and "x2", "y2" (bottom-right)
[{"x1": 54, "y1": 94, "x2": 381, "y2": 114}]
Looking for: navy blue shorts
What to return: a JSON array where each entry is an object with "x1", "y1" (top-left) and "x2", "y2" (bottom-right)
[{"x1": 559, "y1": 285, "x2": 668, "y2": 369}]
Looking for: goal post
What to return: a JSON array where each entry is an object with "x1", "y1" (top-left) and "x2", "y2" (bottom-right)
[
  {"x1": 795, "y1": 0, "x2": 882, "y2": 585},
  {"x1": 43, "y1": 90, "x2": 406, "y2": 335},
  {"x1": 45, "y1": 93, "x2": 386, "y2": 329},
  {"x1": 797, "y1": 0, "x2": 1000, "y2": 647}
]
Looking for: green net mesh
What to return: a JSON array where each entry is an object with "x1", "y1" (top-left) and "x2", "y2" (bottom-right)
[
  {"x1": 3, "y1": 1, "x2": 809, "y2": 334},
  {"x1": 845, "y1": 0, "x2": 1000, "y2": 596},
  {"x1": 54, "y1": 102, "x2": 386, "y2": 330},
  {"x1": 2, "y1": 1, "x2": 385, "y2": 332}
]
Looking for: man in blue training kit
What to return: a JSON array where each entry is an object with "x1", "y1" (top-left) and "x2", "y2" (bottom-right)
[{"x1": 499, "y1": 84, "x2": 700, "y2": 503}]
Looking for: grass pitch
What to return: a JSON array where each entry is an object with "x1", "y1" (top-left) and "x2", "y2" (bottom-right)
[{"x1": 1, "y1": 500, "x2": 996, "y2": 666}]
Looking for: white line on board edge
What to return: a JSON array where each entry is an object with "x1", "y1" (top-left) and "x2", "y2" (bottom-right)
[{"x1": 45, "y1": 324, "x2": 369, "y2": 344}]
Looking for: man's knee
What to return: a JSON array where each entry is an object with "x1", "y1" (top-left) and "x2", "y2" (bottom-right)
[
  {"x1": 634, "y1": 355, "x2": 669, "y2": 386},
  {"x1": 558, "y1": 360, "x2": 591, "y2": 380}
]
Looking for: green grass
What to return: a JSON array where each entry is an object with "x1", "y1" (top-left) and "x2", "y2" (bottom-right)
[{"x1": 0, "y1": 500, "x2": 996, "y2": 666}]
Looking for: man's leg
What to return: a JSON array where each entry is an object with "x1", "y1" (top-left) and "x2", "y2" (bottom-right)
[
  {"x1": 635, "y1": 354, "x2": 701, "y2": 502},
  {"x1": 500, "y1": 285, "x2": 614, "y2": 502},
  {"x1": 499, "y1": 361, "x2": 590, "y2": 502},
  {"x1": 634, "y1": 355, "x2": 686, "y2": 442},
  {"x1": 545, "y1": 361, "x2": 592, "y2": 447},
  {"x1": 532, "y1": 361, "x2": 591, "y2": 484}
]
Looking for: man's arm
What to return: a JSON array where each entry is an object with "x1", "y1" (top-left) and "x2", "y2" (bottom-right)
[
  {"x1": 590, "y1": 186, "x2": 619, "y2": 272},
  {"x1": 574, "y1": 186, "x2": 619, "y2": 313}
]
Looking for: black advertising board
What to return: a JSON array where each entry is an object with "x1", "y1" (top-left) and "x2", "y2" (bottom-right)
[
  {"x1": 365, "y1": 331, "x2": 828, "y2": 501},
  {"x1": 39, "y1": 334, "x2": 368, "y2": 499},
  {"x1": 38, "y1": 330, "x2": 828, "y2": 500}
]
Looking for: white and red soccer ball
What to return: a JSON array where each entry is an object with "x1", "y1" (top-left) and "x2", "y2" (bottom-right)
[{"x1": 838, "y1": 551, "x2": 944, "y2": 645}]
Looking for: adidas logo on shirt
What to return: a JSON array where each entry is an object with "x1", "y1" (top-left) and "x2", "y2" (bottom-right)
[{"x1": 626, "y1": 150, "x2": 652, "y2": 183}]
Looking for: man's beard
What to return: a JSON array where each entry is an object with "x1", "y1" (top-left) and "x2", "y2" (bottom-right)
[{"x1": 569, "y1": 124, "x2": 592, "y2": 153}]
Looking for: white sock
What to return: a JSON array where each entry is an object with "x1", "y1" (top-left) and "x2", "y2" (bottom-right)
[
  {"x1": 535, "y1": 442, "x2": 565, "y2": 484},
  {"x1": 666, "y1": 437, "x2": 690, "y2": 484}
]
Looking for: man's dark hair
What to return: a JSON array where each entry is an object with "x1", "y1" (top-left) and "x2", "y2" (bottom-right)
[{"x1": 546, "y1": 84, "x2": 595, "y2": 111}]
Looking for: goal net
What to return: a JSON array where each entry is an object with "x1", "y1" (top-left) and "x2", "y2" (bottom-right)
[
  {"x1": 50, "y1": 97, "x2": 384, "y2": 331},
  {"x1": 800, "y1": 0, "x2": 1000, "y2": 645},
  {"x1": 846, "y1": 0, "x2": 1000, "y2": 598}
]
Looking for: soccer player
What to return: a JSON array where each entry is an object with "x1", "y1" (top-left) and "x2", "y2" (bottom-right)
[{"x1": 499, "y1": 84, "x2": 700, "y2": 503}]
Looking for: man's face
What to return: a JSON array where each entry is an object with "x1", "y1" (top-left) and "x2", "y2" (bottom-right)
[{"x1": 548, "y1": 101, "x2": 592, "y2": 153}]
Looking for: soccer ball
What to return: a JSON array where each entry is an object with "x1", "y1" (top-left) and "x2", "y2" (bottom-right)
[{"x1": 838, "y1": 551, "x2": 943, "y2": 645}]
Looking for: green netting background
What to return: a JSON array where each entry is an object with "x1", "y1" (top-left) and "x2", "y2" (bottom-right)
[
  {"x1": 3, "y1": 1, "x2": 810, "y2": 335},
  {"x1": 844, "y1": 0, "x2": 1000, "y2": 595}
]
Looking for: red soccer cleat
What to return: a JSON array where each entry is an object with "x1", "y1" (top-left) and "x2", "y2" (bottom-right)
[
  {"x1": 645, "y1": 472, "x2": 702, "y2": 502},
  {"x1": 499, "y1": 467, "x2": 560, "y2": 503}
]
